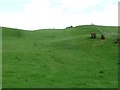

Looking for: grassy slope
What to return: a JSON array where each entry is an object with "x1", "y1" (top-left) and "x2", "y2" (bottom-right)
[
  {"x1": 0, "y1": 27, "x2": 2, "y2": 89},
  {"x1": 2, "y1": 25, "x2": 118, "y2": 88}
]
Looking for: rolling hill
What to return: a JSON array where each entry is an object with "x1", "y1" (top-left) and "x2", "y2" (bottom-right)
[{"x1": 2, "y1": 25, "x2": 118, "y2": 88}]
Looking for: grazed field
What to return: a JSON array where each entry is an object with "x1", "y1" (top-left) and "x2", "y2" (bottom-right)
[
  {"x1": 2, "y1": 25, "x2": 118, "y2": 88},
  {"x1": 0, "y1": 27, "x2": 2, "y2": 89}
]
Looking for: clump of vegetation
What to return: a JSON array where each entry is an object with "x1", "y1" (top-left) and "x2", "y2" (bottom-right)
[
  {"x1": 91, "y1": 32, "x2": 97, "y2": 39},
  {"x1": 115, "y1": 38, "x2": 120, "y2": 43},
  {"x1": 66, "y1": 26, "x2": 73, "y2": 29}
]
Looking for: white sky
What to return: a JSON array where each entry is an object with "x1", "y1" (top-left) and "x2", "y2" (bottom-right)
[{"x1": 0, "y1": 0, "x2": 119, "y2": 30}]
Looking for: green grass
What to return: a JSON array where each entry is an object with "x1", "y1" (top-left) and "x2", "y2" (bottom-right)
[
  {"x1": 0, "y1": 27, "x2": 2, "y2": 89},
  {"x1": 2, "y1": 25, "x2": 118, "y2": 88}
]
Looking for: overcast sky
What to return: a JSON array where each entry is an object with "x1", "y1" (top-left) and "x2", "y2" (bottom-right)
[{"x1": 0, "y1": 0, "x2": 119, "y2": 30}]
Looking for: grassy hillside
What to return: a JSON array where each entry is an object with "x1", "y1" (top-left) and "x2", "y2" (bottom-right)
[
  {"x1": 0, "y1": 27, "x2": 2, "y2": 89},
  {"x1": 2, "y1": 25, "x2": 118, "y2": 88}
]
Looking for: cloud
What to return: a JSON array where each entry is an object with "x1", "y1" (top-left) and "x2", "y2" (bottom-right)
[{"x1": 0, "y1": 0, "x2": 119, "y2": 30}]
